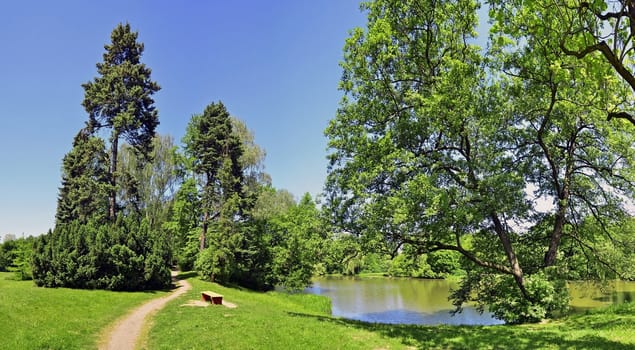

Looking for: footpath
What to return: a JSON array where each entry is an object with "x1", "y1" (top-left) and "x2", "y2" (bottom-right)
[{"x1": 99, "y1": 272, "x2": 191, "y2": 350}]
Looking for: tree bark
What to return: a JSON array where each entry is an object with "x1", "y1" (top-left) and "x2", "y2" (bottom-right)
[
  {"x1": 544, "y1": 201, "x2": 567, "y2": 266},
  {"x1": 545, "y1": 129, "x2": 575, "y2": 267},
  {"x1": 200, "y1": 210, "x2": 208, "y2": 251},
  {"x1": 491, "y1": 212, "x2": 531, "y2": 300},
  {"x1": 109, "y1": 135, "x2": 119, "y2": 221}
]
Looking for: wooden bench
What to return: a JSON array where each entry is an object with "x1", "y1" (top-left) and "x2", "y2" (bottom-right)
[{"x1": 201, "y1": 291, "x2": 223, "y2": 305}]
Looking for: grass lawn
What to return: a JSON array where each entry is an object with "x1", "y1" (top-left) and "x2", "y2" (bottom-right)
[
  {"x1": 146, "y1": 273, "x2": 635, "y2": 350},
  {"x1": 0, "y1": 272, "x2": 165, "y2": 350},
  {"x1": 145, "y1": 274, "x2": 408, "y2": 349},
  {"x1": 1, "y1": 271, "x2": 633, "y2": 349}
]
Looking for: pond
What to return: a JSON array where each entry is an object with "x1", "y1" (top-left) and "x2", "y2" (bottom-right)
[{"x1": 305, "y1": 276, "x2": 635, "y2": 326}]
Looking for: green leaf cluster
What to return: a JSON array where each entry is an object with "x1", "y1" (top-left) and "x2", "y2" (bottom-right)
[
  {"x1": 33, "y1": 218, "x2": 171, "y2": 291},
  {"x1": 35, "y1": 23, "x2": 169, "y2": 291},
  {"x1": 326, "y1": 0, "x2": 635, "y2": 323}
]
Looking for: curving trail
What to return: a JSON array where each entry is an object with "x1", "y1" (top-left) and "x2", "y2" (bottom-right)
[{"x1": 99, "y1": 273, "x2": 191, "y2": 350}]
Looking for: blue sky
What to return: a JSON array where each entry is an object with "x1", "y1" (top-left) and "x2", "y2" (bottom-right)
[{"x1": 0, "y1": 1, "x2": 366, "y2": 237}]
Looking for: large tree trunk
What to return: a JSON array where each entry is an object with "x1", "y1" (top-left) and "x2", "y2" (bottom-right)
[
  {"x1": 109, "y1": 135, "x2": 119, "y2": 221},
  {"x1": 544, "y1": 203, "x2": 567, "y2": 267},
  {"x1": 545, "y1": 142, "x2": 574, "y2": 267},
  {"x1": 491, "y1": 213, "x2": 531, "y2": 300},
  {"x1": 200, "y1": 210, "x2": 208, "y2": 251}
]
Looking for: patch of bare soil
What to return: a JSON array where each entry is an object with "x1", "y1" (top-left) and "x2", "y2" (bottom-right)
[{"x1": 222, "y1": 300, "x2": 238, "y2": 308}]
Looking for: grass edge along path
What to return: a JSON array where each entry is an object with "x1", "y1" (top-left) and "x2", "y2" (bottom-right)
[
  {"x1": 98, "y1": 276, "x2": 192, "y2": 350},
  {"x1": 0, "y1": 272, "x2": 165, "y2": 350},
  {"x1": 146, "y1": 273, "x2": 635, "y2": 350}
]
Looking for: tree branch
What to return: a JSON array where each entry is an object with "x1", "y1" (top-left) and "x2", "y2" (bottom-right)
[
  {"x1": 402, "y1": 237, "x2": 515, "y2": 275},
  {"x1": 607, "y1": 111, "x2": 635, "y2": 125},
  {"x1": 561, "y1": 40, "x2": 635, "y2": 96}
]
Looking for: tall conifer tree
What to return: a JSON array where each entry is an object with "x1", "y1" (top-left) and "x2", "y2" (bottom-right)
[
  {"x1": 82, "y1": 23, "x2": 160, "y2": 221},
  {"x1": 183, "y1": 101, "x2": 243, "y2": 252}
]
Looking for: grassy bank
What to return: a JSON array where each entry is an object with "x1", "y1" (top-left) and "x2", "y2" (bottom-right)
[
  {"x1": 1, "y1": 271, "x2": 633, "y2": 349},
  {"x1": 146, "y1": 273, "x2": 635, "y2": 350},
  {"x1": 145, "y1": 274, "x2": 407, "y2": 349},
  {"x1": 0, "y1": 272, "x2": 164, "y2": 349}
]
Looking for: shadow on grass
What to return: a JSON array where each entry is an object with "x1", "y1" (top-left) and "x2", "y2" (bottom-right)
[
  {"x1": 175, "y1": 271, "x2": 198, "y2": 280},
  {"x1": 286, "y1": 312, "x2": 633, "y2": 350}
]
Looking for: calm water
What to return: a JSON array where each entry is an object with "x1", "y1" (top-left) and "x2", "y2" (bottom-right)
[
  {"x1": 569, "y1": 280, "x2": 635, "y2": 310},
  {"x1": 306, "y1": 276, "x2": 635, "y2": 326}
]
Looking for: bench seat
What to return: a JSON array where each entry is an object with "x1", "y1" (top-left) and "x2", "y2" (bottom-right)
[{"x1": 201, "y1": 291, "x2": 223, "y2": 305}]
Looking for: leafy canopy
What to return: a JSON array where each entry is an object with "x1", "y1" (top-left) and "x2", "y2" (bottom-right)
[{"x1": 325, "y1": 0, "x2": 635, "y2": 323}]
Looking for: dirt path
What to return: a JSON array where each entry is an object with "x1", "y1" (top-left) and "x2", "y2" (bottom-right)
[{"x1": 99, "y1": 273, "x2": 192, "y2": 350}]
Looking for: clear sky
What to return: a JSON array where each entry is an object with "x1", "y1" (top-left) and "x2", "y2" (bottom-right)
[{"x1": 0, "y1": 1, "x2": 366, "y2": 237}]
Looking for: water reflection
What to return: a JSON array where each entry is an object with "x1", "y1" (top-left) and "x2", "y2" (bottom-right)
[
  {"x1": 305, "y1": 276, "x2": 503, "y2": 325},
  {"x1": 568, "y1": 280, "x2": 635, "y2": 311},
  {"x1": 306, "y1": 276, "x2": 635, "y2": 326}
]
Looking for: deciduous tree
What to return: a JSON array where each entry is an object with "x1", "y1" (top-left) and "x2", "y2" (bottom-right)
[
  {"x1": 325, "y1": 0, "x2": 635, "y2": 323},
  {"x1": 118, "y1": 134, "x2": 180, "y2": 228}
]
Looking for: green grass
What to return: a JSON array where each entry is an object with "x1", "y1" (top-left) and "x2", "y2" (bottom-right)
[
  {"x1": 145, "y1": 275, "x2": 408, "y2": 349},
  {"x1": 2, "y1": 271, "x2": 634, "y2": 349},
  {"x1": 146, "y1": 273, "x2": 635, "y2": 350},
  {"x1": 0, "y1": 272, "x2": 165, "y2": 350}
]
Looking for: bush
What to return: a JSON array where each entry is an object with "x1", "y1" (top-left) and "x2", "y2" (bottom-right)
[
  {"x1": 32, "y1": 218, "x2": 171, "y2": 291},
  {"x1": 195, "y1": 244, "x2": 233, "y2": 284},
  {"x1": 361, "y1": 253, "x2": 389, "y2": 274},
  {"x1": 175, "y1": 229, "x2": 200, "y2": 271},
  {"x1": 387, "y1": 253, "x2": 437, "y2": 278},
  {"x1": 427, "y1": 250, "x2": 462, "y2": 276},
  {"x1": 4, "y1": 238, "x2": 34, "y2": 280},
  {"x1": 451, "y1": 269, "x2": 570, "y2": 324}
]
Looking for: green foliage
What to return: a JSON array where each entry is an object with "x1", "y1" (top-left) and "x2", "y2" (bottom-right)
[
  {"x1": 452, "y1": 269, "x2": 570, "y2": 324},
  {"x1": 0, "y1": 237, "x2": 34, "y2": 280},
  {"x1": 183, "y1": 101, "x2": 244, "y2": 252},
  {"x1": 37, "y1": 23, "x2": 170, "y2": 291},
  {"x1": 562, "y1": 217, "x2": 635, "y2": 281},
  {"x1": 56, "y1": 128, "x2": 110, "y2": 224},
  {"x1": 360, "y1": 252, "x2": 389, "y2": 274},
  {"x1": 269, "y1": 194, "x2": 323, "y2": 290},
  {"x1": 0, "y1": 239, "x2": 16, "y2": 271},
  {"x1": 82, "y1": 22, "x2": 160, "y2": 220},
  {"x1": 427, "y1": 250, "x2": 463, "y2": 277},
  {"x1": 118, "y1": 135, "x2": 180, "y2": 228},
  {"x1": 146, "y1": 274, "x2": 635, "y2": 349},
  {"x1": 82, "y1": 22, "x2": 160, "y2": 153},
  {"x1": 195, "y1": 240, "x2": 235, "y2": 284},
  {"x1": 32, "y1": 218, "x2": 171, "y2": 291},
  {"x1": 225, "y1": 186, "x2": 296, "y2": 290},
  {"x1": 163, "y1": 177, "x2": 200, "y2": 270},
  {"x1": 231, "y1": 117, "x2": 271, "y2": 201},
  {"x1": 325, "y1": 0, "x2": 635, "y2": 323},
  {"x1": 321, "y1": 233, "x2": 362, "y2": 275},
  {"x1": 183, "y1": 103, "x2": 321, "y2": 292},
  {"x1": 7, "y1": 238, "x2": 33, "y2": 281},
  {"x1": 226, "y1": 191, "x2": 324, "y2": 291},
  {"x1": 387, "y1": 253, "x2": 420, "y2": 277}
]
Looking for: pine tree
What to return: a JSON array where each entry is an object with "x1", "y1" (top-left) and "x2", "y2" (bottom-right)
[{"x1": 82, "y1": 23, "x2": 160, "y2": 221}]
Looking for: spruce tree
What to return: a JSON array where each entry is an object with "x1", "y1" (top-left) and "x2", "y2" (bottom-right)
[
  {"x1": 33, "y1": 23, "x2": 170, "y2": 291},
  {"x1": 56, "y1": 128, "x2": 110, "y2": 225},
  {"x1": 183, "y1": 101, "x2": 243, "y2": 253},
  {"x1": 82, "y1": 23, "x2": 160, "y2": 221}
]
